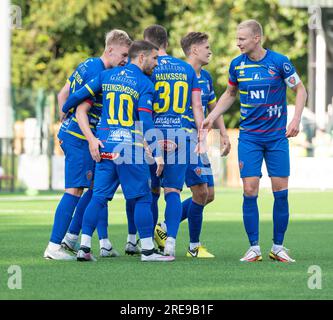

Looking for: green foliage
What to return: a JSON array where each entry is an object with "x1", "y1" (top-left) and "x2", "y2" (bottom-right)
[{"x1": 11, "y1": 0, "x2": 308, "y2": 127}]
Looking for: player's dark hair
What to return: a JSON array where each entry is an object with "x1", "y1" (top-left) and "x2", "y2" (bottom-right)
[
  {"x1": 143, "y1": 24, "x2": 168, "y2": 49},
  {"x1": 129, "y1": 40, "x2": 158, "y2": 60},
  {"x1": 181, "y1": 32, "x2": 209, "y2": 57}
]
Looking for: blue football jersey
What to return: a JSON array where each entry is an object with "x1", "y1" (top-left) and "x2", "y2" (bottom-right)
[
  {"x1": 78, "y1": 63, "x2": 154, "y2": 153},
  {"x1": 58, "y1": 57, "x2": 105, "y2": 145},
  {"x1": 187, "y1": 69, "x2": 216, "y2": 129},
  {"x1": 150, "y1": 55, "x2": 200, "y2": 134},
  {"x1": 228, "y1": 49, "x2": 301, "y2": 140}
]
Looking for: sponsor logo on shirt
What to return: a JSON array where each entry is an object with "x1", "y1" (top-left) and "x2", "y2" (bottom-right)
[{"x1": 283, "y1": 63, "x2": 292, "y2": 74}]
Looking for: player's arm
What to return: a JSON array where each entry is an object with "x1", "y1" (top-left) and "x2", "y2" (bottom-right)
[
  {"x1": 202, "y1": 84, "x2": 238, "y2": 130},
  {"x1": 138, "y1": 93, "x2": 164, "y2": 177},
  {"x1": 57, "y1": 81, "x2": 70, "y2": 121},
  {"x1": 62, "y1": 75, "x2": 102, "y2": 113},
  {"x1": 208, "y1": 101, "x2": 231, "y2": 156},
  {"x1": 76, "y1": 101, "x2": 104, "y2": 162},
  {"x1": 286, "y1": 81, "x2": 307, "y2": 138}
]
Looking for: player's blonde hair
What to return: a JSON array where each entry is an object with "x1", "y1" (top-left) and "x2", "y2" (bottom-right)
[
  {"x1": 105, "y1": 29, "x2": 132, "y2": 49},
  {"x1": 238, "y1": 20, "x2": 263, "y2": 37}
]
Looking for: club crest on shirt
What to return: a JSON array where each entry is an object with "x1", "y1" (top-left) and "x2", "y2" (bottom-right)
[
  {"x1": 194, "y1": 167, "x2": 202, "y2": 176},
  {"x1": 86, "y1": 170, "x2": 93, "y2": 181},
  {"x1": 158, "y1": 140, "x2": 177, "y2": 152},
  {"x1": 288, "y1": 76, "x2": 296, "y2": 85},
  {"x1": 268, "y1": 68, "x2": 276, "y2": 76}
]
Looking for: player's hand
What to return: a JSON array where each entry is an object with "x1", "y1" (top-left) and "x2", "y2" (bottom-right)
[
  {"x1": 154, "y1": 156, "x2": 164, "y2": 177},
  {"x1": 194, "y1": 129, "x2": 208, "y2": 154},
  {"x1": 59, "y1": 111, "x2": 66, "y2": 122},
  {"x1": 286, "y1": 118, "x2": 301, "y2": 138},
  {"x1": 144, "y1": 141, "x2": 153, "y2": 158},
  {"x1": 201, "y1": 117, "x2": 214, "y2": 131},
  {"x1": 220, "y1": 134, "x2": 231, "y2": 156},
  {"x1": 89, "y1": 137, "x2": 104, "y2": 162}
]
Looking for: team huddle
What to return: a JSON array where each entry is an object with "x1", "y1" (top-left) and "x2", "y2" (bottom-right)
[{"x1": 44, "y1": 20, "x2": 307, "y2": 263}]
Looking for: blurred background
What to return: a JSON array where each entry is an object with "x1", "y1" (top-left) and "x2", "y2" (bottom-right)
[{"x1": 0, "y1": 0, "x2": 332, "y2": 193}]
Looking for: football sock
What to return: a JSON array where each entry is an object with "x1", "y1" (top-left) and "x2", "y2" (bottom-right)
[
  {"x1": 48, "y1": 242, "x2": 61, "y2": 251},
  {"x1": 190, "y1": 242, "x2": 200, "y2": 250},
  {"x1": 65, "y1": 232, "x2": 78, "y2": 242},
  {"x1": 272, "y1": 244, "x2": 283, "y2": 253},
  {"x1": 273, "y1": 189, "x2": 289, "y2": 245},
  {"x1": 99, "y1": 238, "x2": 112, "y2": 250},
  {"x1": 50, "y1": 193, "x2": 80, "y2": 244},
  {"x1": 151, "y1": 192, "x2": 160, "y2": 230},
  {"x1": 164, "y1": 192, "x2": 182, "y2": 239},
  {"x1": 251, "y1": 245, "x2": 261, "y2": 254},
  {"x1": 68, "y1": 189, "x2": 93, "y2": 235},
  {"x1": 243, "y1": 194, "x2": 259, "y2": 246},
  {"x1": 126, "y1": 198, "x2": 137, "y2": 234},
  {"x1": 181, "y1": 197, "x2": 192, "y2": 222},
  {"x1": 127, "y1": 234, "x2": 137, "y2": 244},
  {"x1": 81, "y1": 234, "x2": 92, "y2": 249},
  {"x1": 134, "y1": 193, "x2": 153, "y2": 240},
  {"x1": 140, "y1": 237, "x2": 154, "y2": 251},
  {"x1": 188, "y1": 200, "x2": 204, "y2": 243},
  {"x1": 81, "y1": 195, "x2": 107, "y2": 237},
  {"x1": 96, "y1": 203, "x2": 108, "y2": 240}
]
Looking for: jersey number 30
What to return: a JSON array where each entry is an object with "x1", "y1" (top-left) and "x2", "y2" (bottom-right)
[{"x1": 153, "y1": 81, "x2": 188, "y2": 114}]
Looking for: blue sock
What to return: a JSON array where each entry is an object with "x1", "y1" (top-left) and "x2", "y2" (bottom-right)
[
  {"x1": 181, "y1": 197, "x2": 192, "y2": 222},
  {"x1": 273, "y1": 189, "x2": 289, "y2": 245},
  {"x1": 50, "y1": 193, "x2": 80, "y2": 244},
  {"x1": 188, "y1": 200, "x2": 204, "y2": 243},
  {"x1": 151, "y1": 192, "x2": 160, "y2": 230},
  {"x1": 243, "y1": 194, "x2": 259, "y2": 246},
  {"x1": 126, "y1": 198, "x2": 137, "y2": 235},
  {"x1": 134, "y1": 193, "x2": 153, "y2": 239},
  {"x1": 164, "y1": 192, "x2": 182, "y2": 239},
  {"x1": 81, "y1": 196, "x2": 107, "y2": 237},
  {"x1": 68, "y1": 189, "x2": 93, "y2": 235},
  {"x1": 96, "y1": 203, "x2": 108, "y2": 240}
]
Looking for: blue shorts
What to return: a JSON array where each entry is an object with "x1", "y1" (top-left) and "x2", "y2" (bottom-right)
[
  {"x1": 93, "y1": 157, "x2": 151, "y2": 200},
  {"x1": 238, "y1": 136, "x2": 290, "y2": 178},
  {"x1": 149, "y1": 163, "x2": 161, "y2": 190},
  {"x1": 61, "y1": 140, "x2": 94, "y2": 189},
  {"x1": 159, "y1": 139, "x2": 200, "y2": 190},
  {"x1": 185, "y1": 153, "x2": 214, "y2": 187}
]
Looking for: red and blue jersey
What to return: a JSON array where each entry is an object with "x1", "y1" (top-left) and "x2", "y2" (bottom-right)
[
  {"x1": 229, "y1": 49, "x2": 300, "y2": 140},
  {"x1": 150, "y1": 55, "x2": 200, "y2": 134},
  {"x1": 63, "y1": 63, "x2": 154, "y2": 153},
  {"x1": 58, "y1": 57, "x2": 105, "y2": 145}
]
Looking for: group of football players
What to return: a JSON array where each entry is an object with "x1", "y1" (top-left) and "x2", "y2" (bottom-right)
[{"x1": 44, "y1": 19, "x2": 307, "y2": 263}]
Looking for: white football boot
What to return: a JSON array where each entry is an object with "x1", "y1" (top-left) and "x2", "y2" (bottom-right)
[
  {"x1": 125, "y1": 240, "x2": 141, "y2": 255},
  {"x1": 240, "y1": 246, "x2": 262, "y2": 262},
  {"x1": 141, "y1": 248, "x2": 175, "y2": 262},
  {"x1": 100, "y1": 247, "x2": 120, "y2": 257},
  {"x1": 61, "y1": 235, "x2": 80, "y2": 254},
  {"x1": 44, "y1": 244, "x2": 76, "y2": 261},
  {"x1": 164, "y1": 238, "x2": 176, "y2": 257},
  {"x1": 269, "y1": 246, "x2": 295, "y2": 263}
]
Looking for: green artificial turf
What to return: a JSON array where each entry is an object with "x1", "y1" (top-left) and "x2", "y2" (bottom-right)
[{"x1": 0, "y1": 188, "x2": 332, "y2": 299}]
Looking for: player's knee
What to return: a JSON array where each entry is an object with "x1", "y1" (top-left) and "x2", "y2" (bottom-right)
[
  {"x1": 243, "y1": 184, "x2": 259, "y2": 197},
  {"x1": 192, "y1": 185, "x2": 208, "y2": 205},
  {"x1": 206, "y1": 189, "x2": 215, "y2": 204},
  {"x1": 65, "y1": 188, "x2": 84, "y2": 197}
]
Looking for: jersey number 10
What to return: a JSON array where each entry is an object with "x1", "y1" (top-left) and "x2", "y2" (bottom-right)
[{"x1": 106, "y1": 92, "x2": 134, "y2": 127}]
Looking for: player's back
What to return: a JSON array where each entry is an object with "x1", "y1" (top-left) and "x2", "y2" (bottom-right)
[
  {"x1": 58, "y1": 57, "x2": 105, "y2": 144},
  {"x1": 150, "y1": 55, "x2": 199, "y2": 134},
  {"x1": 95, "y1": 64, "x2": 154, "y2": 153}
]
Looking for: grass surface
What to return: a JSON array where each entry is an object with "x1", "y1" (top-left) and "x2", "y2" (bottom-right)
[{"x1": 0, "y1": 188, "x2": 332, "y2": 300}]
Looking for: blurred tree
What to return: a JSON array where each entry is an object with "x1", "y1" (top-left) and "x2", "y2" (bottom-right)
[{"x1": 11, "y1": 0, "x2": 308, "y2": 127}]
